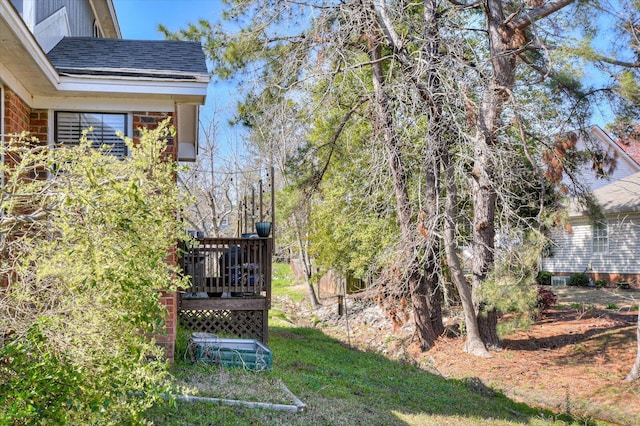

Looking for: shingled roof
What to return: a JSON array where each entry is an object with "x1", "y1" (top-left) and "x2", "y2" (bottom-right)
[
  {"x1": 615, "y1": 139, "x2": 640, "y2": 167},
  {"x1": 47, "y1": 37, "x2": 208, "y2": 80},
  {"x1": 569, "y1": 171, "x2": 640, "y2": 216}
]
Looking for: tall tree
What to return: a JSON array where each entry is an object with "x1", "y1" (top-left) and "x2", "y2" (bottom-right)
[
  {"x1": 167, "y1": 0, "x2": 621, "y2": 357},
  {"x1": 462, "y1": 0, "x2": 577, "y2": 347},
  {"x1": 571, "y1": 0, "x2": 640, "y2": 380}
]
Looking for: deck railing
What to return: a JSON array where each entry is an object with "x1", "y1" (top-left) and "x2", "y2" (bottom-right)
[{"x1": 180, "y1": 237, "x2": 272, "y2": 299}]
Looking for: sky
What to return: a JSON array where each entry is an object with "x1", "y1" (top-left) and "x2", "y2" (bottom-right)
[
  {"x1": 113, "y1": 0, "x2": 220, "y2": 40},
  {"x1": 112, "y1": 0, "x2": 242, "y2": 158}
]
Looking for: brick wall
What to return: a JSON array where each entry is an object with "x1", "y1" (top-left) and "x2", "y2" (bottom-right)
[
  {"x1": 550, "y1": 272, "x2": 640, "y2": 288},
  {"x1": 4, "y1": 87, "x2": 30, "y2": 136},
  {"x1": 133, "y1": 111, "x2": 179, "y2": 362},
  {"x1": 133, "y1": 111, "x2": 176, "y2": 161},
  {"x1": 157, "y1": 290, "x2": 178, "y2": 361},
  {"x1": 29, "y1": 110, "x2": 48, "y2": 143}
]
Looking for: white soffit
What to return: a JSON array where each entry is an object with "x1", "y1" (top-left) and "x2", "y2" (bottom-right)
[
  {"x1": 34, "y1": 95, "x2": 179, "y2": 112},
  {"x1": 177, "y1": 104, "x2": 199, "y2": 162},
  {"x1": 0, "y1": 1, "x2": 60, "y2": 100}
]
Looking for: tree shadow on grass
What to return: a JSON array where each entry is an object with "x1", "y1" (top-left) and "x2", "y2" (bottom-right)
[
  {"x1": 146, "y1": 325, "x2": 597, "y2": 425},
  {"x1": 261, "y1": 326, "x2": 589, "y2": 426}
]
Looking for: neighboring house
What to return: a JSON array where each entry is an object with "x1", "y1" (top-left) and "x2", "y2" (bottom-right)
[
  {"x1": 0, "y1": 0, "x2": 209, "y2": 360},
  {"x1": 541, "y1": 126, "x2": 640, "y2": 287},
  {"x1": 567, "y1": 126, "x2": 640, "y2": 191}
]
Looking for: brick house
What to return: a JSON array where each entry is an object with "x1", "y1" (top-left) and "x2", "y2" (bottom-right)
[{"x1": 0, "y1": 0, "x2": 209, "y2": 361}]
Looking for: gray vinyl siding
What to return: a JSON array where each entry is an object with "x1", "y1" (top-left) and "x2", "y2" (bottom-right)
[
  {"x1": 603, "y1": 213, "x2": 640, "y2": 274},
  {"x1": 35, "y1": 0, "x2": 94, "y2": 37},
  {"x1": 542, "y1": 219, "x2": 592, "y2": 274},
  {"x1": 542, "y1": 213, "x2": 640, "y2": 275}
]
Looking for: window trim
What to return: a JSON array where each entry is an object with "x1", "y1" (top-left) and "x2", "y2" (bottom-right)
[{"x1": 592, "y1": 220, "x2": 609, "y2": 255}]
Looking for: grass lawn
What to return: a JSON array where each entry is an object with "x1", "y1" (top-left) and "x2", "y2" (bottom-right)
[{"x1": 144, "y1": 265, "x2": 603, "y2": 425}]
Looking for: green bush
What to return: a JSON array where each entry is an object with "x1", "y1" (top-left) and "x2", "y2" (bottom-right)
[
  {"x1": 595, "y1": 279, "x2": 607, "y2": 288},
  {"x1": 569, "y1": 273, "x2": 590, "y2": 287},
  {"x1": 536, "y1": 270, "x2": 552, "y2": 286},
  {"x1": 0, "y1": 121, "x2": 188, "y2": 424}
]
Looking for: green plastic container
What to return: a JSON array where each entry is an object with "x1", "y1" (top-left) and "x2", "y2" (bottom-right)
[{"x1": 190, "y1": 333, "x2": 272, "y2": 371}]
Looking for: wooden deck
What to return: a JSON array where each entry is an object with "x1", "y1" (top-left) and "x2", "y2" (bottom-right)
[{"x1": 178, "y1": 237, "x2": 272, "y2": 342}]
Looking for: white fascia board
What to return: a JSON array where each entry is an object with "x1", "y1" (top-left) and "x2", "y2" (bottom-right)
[
  {"x1": 0, "y1": 1, "x2": 60, "y2": 87},
  {"x1": 56, "y1": 76, "x2": 209, "y2": 99}
]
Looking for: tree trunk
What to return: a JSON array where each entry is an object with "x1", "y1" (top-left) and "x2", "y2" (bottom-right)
[
  {"x1": 419, "y1": 0, "x2": 444, "y2": 339},
  {"x1": 470, "y1": 0, "x2": 576, "y2": 350},
  {"x1": 470, "y1": 130, "x2": 501, "y2": 348},
  {"x1": 409, "y1": 266, "x2": 438, "y2": 350},
  {"x1": 369, "y1": 32, "x2": 437, "y2": 350},
  {"x1": 293, "y1": 211, "x2": 321, "y2": 308},
  {"x1": 443, "y1": 151, "x2": 491, "y2": 357},
  {"x1": 425, "y1": 263, "x2": 444, "y2": 337},
  {"x1": 469, "y1": 0, "x2": 519, "y2": 349},
  {"x1": 625, "y1": 310, "x2": 640, "y2": 381},
  {"x1": 423, "y1": 165, "x2": 444, "y2": 337}
]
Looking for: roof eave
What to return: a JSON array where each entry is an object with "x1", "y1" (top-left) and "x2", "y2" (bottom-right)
[
  {"x1": 57, "y1": 74, "x2": 209, "y2": 100},
  {"x1": 0, "y1": 0, "x2": 61, "y2": 101}
]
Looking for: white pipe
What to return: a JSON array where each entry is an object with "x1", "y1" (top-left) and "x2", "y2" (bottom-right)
[
  {"x1": 158, "y1": 381, "x2": 307, "y2": 413},
  {"x1": 167, "y1": 393, "x2": 306, "y2": 413}
]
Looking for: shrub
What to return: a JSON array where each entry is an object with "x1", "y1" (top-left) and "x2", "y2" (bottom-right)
[
  {"x1": 595, "y1": 279, "x2": 607, "y2": 288},
  {"x1": 569, "y1": 273, "x2": 590, "y2": 287},
  {"x1": 536, "y1": 270, "x2": 552, "y2": 286},
  {"x1": 0, "y1": 121, "x2": 189, "y2": 424},
  {"x1": 536, "y1": 287, "x2": 558, "y2": 313}
]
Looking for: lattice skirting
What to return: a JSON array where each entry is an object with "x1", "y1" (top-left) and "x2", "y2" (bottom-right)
[{"x1": 179, "y1": 309, "x2": 265, "y2": 342}]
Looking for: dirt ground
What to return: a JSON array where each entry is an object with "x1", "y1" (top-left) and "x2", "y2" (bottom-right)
[
  {"x1": 286, "y1": 286, "x2": 640, "y2": 425},
  {"x1": 421, "y1": 287, "x2": 640, "y2": 425}
]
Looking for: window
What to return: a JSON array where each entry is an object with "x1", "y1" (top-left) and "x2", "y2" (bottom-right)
[
  {"x1": 93, "y1": 20, "x2": 101, "y2": 37},
  {"x1": 592, "y1": 221, "x2": 608, "y2": 254},
  {"x1": 55, "y1": 112, "x2": 128, "y2": 158}
]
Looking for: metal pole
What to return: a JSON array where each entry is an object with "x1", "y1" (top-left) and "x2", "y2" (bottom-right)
[
  {"x1": 251, "y1": 186, "x2": 256, "y2": 230},
  {"x1": 259, "y1": 179, "x2": 263, "y2": 222},
  {"x1": 271, "y1": 166, "x2": 275, "y2": 238},
  {"x1": 244, "y1": 195, "x2": 248, "y2": 234}
]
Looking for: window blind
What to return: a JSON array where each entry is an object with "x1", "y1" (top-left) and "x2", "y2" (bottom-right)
[{"x1": 55, "y1": 112, "x2": 128, "y2": 159}]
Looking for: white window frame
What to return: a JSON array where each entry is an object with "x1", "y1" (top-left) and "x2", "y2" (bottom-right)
[
  {"x1": 54, "y1": 111, "x2": 130, "y2": 159},
  {"x1": 592, "y1": 220, "x2": 609, "y2": 255}
]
